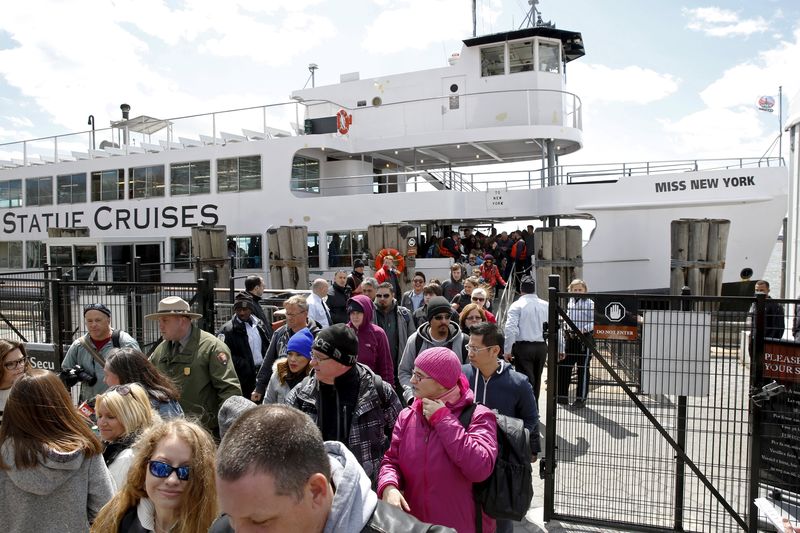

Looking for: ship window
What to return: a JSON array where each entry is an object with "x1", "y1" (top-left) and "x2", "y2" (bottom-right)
[
  {"x1": 26, "y1": 240, "x2": 46, "y2": 269},
  {"x1": 170, "y1": 160, "x2": 211, "y2": 196},
  {"x1": 538, "y1": 40, "x2": 561, "y2": 73},
  {"x1": 509, "y1": 41, "x2": 534, "y2": 73},
  {"x1": 0, "y1": 241, "x2": 23, "y2": 269},
  {"x1": 308, "y1": 232, "x2": 319, "y2": 268},
  {"x1": 480, "y1": 44, "x2": 505, "y2": 77},
  {"x1": 57, "y1": 173, "x2": 87, "y2": 204},
  {"x1": 91, "y1": 169, "x2": 125, "y2": 202},
  {"x1": 228, "y1": 235, "x2": 262, "y2": 269},
  {"x1": 292, "y1": 156, "x2": 320, "y2": 193},
  {"x1": 327, "y1": 230, "x2": 369, "y2": 268},
  {"x1": 26, "y1": 177, "x2": 53, "y2": 206},
  {"x1": 130, "y1": 165, "x2": 165, "y2": 199},
  {"x1": 374, "y1": 174, "x2": 398, "y2": 194},
  {"x1": 171, "y1": 237, "x2": 193, "y2": 270},
  {"x1": 218, "y1": 155, "x2": 262, "y2": 193},
  {"x1": 0, "y1": 179, "x2": 22, "y2": 208}
]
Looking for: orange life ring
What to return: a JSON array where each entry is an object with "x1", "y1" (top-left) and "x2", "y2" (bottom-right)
[
  {"x1": 336, "y1": 109, "x2": 352, "y2": 135},
  {"x1": 374, "y1": 248, "x2": 405, "y2": 273}
]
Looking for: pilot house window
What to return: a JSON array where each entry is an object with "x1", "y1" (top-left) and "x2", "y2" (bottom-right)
[
  {"x1": 509, "y1": 41, "x2": 534, "y2": 73},
  {"x1": 480, "y1": 45, "x2": 505, "y2": 77},
  {"x1": 538, "y1": 41, "x2": 561, "y2": 73}
]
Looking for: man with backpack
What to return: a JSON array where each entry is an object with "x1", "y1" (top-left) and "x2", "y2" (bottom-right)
[
  {"x1": 398, "y1": 296, "x2": 467, "y2": 405},
  {"x1": 462, "y1": 322, "x2": 540, "y2": 533},
  {"x1": 61, "y1": 302, "x2": 140, "y2": 401}
]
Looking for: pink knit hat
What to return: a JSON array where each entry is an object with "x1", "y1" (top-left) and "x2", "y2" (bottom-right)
[{"x1": 415, "y1": 347, "x2": 462, "y2": 389}]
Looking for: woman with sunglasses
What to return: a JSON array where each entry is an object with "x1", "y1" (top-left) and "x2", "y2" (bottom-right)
[
  {"x1": 95, "y1": 383, "x2": 160, "y2": 490},
  {"x1": 469, "y1": 287, "x2": 497, "y2": 323},
  {"x1": 104, "y1": 347, "x2": 184, "y2": 420},
  {"x1": 458, "y1": 303, "x2": 488, "y2": 334},
  {"x1": 0, "y1": 370, "x2": 114, "y2": 531},
  {"x1": 0, "y1": 339, "x2": 31, "y2": 424},
  {"x1": 92, "y1": 419, "x2": 217, "y2": 533},
  {"x1": 379, "y1": 347, "x2": 498, "y2": 532}
]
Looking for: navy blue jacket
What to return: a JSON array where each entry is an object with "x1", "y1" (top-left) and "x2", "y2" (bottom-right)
[{"x1": 462, "y1": 360, "x2": 541, "y2": 455}]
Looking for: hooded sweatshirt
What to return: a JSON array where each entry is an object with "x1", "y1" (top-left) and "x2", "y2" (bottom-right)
[
  {"x1": 397, "y1": 322, "x2": 466, "y2": 405},
  {"x1": 0, "y1": 442, "x2": 114, "y2": 532},
  {"x1": 347, "y1": 294, "x2": 394, "y2": 384},
  {"x1": 324, "y1": 440, "x2": 378, "y2": 533}
]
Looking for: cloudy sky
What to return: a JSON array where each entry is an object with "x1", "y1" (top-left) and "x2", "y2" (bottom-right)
[{"x1": 0, "y1": 0, "x2": 798, "y2": 165}]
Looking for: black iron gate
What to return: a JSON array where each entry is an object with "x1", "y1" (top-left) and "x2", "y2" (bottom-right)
[{"x1": 543, "y1": 276, "x2": 800, "y2": 532}]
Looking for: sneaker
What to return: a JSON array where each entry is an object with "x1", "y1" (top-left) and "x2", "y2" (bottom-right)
[{"x1": 571, "y1": 399, "x2": 586, "y2": 409}]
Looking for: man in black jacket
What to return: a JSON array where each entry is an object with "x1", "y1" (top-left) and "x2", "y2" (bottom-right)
[
  {"x1": 243, "y1": 275, "x2": 270, "y2": 328},
  {"x1": 328, "y1": 269, "x2": 351, "y2": 324},
  {"x1": 213, "y1": 404, "x2": 454, "y2": 533},
  {"x1": 217, "y1": 295, "x2": 270, "y2": 399}
]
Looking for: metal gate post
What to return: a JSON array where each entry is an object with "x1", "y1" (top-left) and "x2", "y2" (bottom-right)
[
  {"x1": 51, "y1": 267, "x2": 65, "y2": 365},
  {"x1": 229, "y1": 255, "x2": 236, "y2": 303},
  {"x1": 200, "y1": 269, "x2": 216, "y2": 333},
  {"x1": 747, "y1": 292, "x2": 766, "y2": 532},
  {"x1": 674, "y1": 286, "x2": 692, "y2": 531},
  {"x1": 543, "y1": 274, "x2": 560, "y2": 522}
]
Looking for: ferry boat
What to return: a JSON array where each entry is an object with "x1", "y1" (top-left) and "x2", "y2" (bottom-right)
[{"x1": 0, "y1": 17, "x2": 787, "y2": 293}]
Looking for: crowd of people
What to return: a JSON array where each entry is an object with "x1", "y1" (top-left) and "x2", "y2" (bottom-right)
[{"x1": 0, "y1": 225, "x2": 604, "y2": 532}]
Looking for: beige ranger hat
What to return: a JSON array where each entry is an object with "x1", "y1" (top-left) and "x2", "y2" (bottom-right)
[{"x1": 145, "y1": 296, "x2": 203, "y2": 320}]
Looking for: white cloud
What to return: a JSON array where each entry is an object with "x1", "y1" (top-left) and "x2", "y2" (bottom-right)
[
  {"x1": 0, "y1": 1, "x2": 335, "y2": 135},
  {"x1": 4, "y1": 116, "x2": 33, "y2": 128},
  {"x1": 362, "y1": 0, "x2": 502, "y2": 54},
  {"x1": 683, "y1": 7, "x2": 768, "y2": 37},
  {"x1": 569, "y1": 63, "x2": 680, "y2": 105},
  {"x1": 660, "y1": 107, "x2": 769, "y2": 158},
  {"x1": 699, "y1": 26, "x2": 800, "y2": 110}
]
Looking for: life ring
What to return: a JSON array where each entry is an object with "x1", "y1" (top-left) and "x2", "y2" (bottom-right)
[
  {"x1": 336, "y1": 109, "x2": 352, "y2": 135},
  {"x1": 374, "y1": 248, "x2": 405, "y2": 273}
]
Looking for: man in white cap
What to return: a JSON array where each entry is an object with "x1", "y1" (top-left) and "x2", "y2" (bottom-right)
[{"x1": 147, "y1": 296, "x2": 242, "y2": 435}]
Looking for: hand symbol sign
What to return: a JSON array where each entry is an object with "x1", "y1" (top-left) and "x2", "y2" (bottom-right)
[{"x1": 607, "y1": 303, "x2": 624, "y2": 321}]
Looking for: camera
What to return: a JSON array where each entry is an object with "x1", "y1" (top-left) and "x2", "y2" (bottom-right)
[{"x1": 59, "y1": 364, "x2": 97, "y2": 388}]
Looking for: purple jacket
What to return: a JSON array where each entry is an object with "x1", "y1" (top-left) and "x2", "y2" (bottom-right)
[
  {"x1": 377, "y1": 378, "x2": 498, "y2": 533},
  {"x1": 348, "y1": 294, "x2": 395, "y2": 384}
]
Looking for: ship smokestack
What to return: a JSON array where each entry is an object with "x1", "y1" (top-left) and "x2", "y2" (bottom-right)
[{"x1": 120, "y1": 103, "x2": 130, "y2": 120}]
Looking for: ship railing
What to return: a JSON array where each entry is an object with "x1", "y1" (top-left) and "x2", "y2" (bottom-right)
[{"x1": 0, "y1": 88, "x2": 583, "y2": 167}]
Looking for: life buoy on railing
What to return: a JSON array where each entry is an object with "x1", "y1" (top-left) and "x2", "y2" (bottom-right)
[
  {"x1": 374, "y1": 248, "x2": 405, "y2": 273},
  {"x1": 336, "y1": 109, "x2": 352, "y2": 135}
]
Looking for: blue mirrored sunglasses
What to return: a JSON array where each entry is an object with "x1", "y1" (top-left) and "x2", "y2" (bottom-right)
[{"x1": 148, "y1": 460, "x2": 190, "y2": 481}]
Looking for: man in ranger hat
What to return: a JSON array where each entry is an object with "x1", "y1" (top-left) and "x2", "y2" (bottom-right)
[{"x1": 148, "y1": 296, "x2": 242, "y2": 435}]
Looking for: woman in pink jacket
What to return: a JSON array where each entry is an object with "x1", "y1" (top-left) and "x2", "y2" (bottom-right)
[
  {"x1": 378, "y1": 347, "x2": 498, "y2": 533},
  {"x1": 347, "y1": 294, "x2": 394, "y2": 384}
]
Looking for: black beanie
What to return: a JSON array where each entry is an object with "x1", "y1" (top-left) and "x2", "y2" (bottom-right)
[
  {"x1": 426, "y1": 296, "x2": 452, "y2": 321},
  {"x1": 312, "y1": 324, "x2": 358, "y2": 366},
  {"x1": 520, "y1": 276, "x2": 536, "y2": 294}
]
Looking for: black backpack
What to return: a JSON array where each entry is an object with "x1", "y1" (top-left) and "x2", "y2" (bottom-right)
[{"x1": 458, "y1": 403, "x2": 533, "y2": 528}]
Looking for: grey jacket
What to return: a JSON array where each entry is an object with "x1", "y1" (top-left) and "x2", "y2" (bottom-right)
[
  {"x1": 373, "y1": 300, "x2": 413, "y2": 362},
  {"x1": 397, "y1": 323, "x2": 466, "y2": 404},
  {"x1": 62, "y1": 330, "x2": 140, "y2": 402},
  {"x1": 0, "y1": 442, "x2": 114, "y2": 532}
]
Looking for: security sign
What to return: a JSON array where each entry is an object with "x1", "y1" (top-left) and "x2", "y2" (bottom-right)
[{"x1": 594, "y1": 296, "x2": 638, "y2": 340}]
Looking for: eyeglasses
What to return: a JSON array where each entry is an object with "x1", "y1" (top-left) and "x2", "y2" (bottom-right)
[
  {"x1": 285, "y1": 310, "x2": 305, "y2": 317},
  {"x1": 411, "y1": 371, "x2": 433, "y2": 382},
  {"x1": 376, "y1": 293, "x2": 392, "y2": 299},
  {"x1": 431, "y1": 313, "x2": 451, "y2": 321},
  {"x1": 148, "y1": 460, "x2": 190, "y2": 481},
  {"x1": 471, "y1": 297, "x2": 486, "y2": 302},
  {"x1": 413, "y1": 279, "x2": 424, "y2": 284},
  {"x1": 3, "y1": 356, "x2": 26, "y2": 370},
  {"x1": 465, "y1": 315, "x2": 483, "y2": 322},
  {"x1": 466, "y1": 345, "x2": 495, "y2": 353},
  {"x1": 311, "y1": 352, "x2": 331, "y2": 362}
]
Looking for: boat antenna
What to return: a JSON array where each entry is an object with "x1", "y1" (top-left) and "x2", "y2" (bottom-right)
[
  {"x1": 472, "y1": 0, "x2": 476, "y2": 37},
  {"x1": 519, "y1": 0, "x2": 555, "y2": 29},
  {"x1": 304, "y1": 63, "x2": 319, "y2": 89}
]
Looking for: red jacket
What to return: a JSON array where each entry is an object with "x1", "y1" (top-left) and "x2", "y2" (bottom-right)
[
  {"x1": 378, "y1": 378, "x2": 498, "y2": 533},
  {"x1": 480, "y1": 263, "x2": 506, "y2": 287}
]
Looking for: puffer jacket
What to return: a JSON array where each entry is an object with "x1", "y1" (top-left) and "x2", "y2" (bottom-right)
[
  {"x1": 264, "y1": 357, "x2": 310, "y2": 404},
  {"x1": 348, "y1": 294, "x2": 394, "y2": 384},
  {"x1": 377, "y1": 381, "x2": 498, "y2": 533}
]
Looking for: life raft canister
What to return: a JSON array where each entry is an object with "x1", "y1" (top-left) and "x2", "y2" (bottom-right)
[
  {"x1": 374, "y1": 248, "x2": 405, "y2": 273},
  {"x1": 337, "y1": 109, "x2": 352, "y2": 135}
]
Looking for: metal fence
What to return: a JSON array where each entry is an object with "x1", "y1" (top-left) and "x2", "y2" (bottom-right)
[{"x1": 543, "y1": 278, "x2": 799, "y2": 532}]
